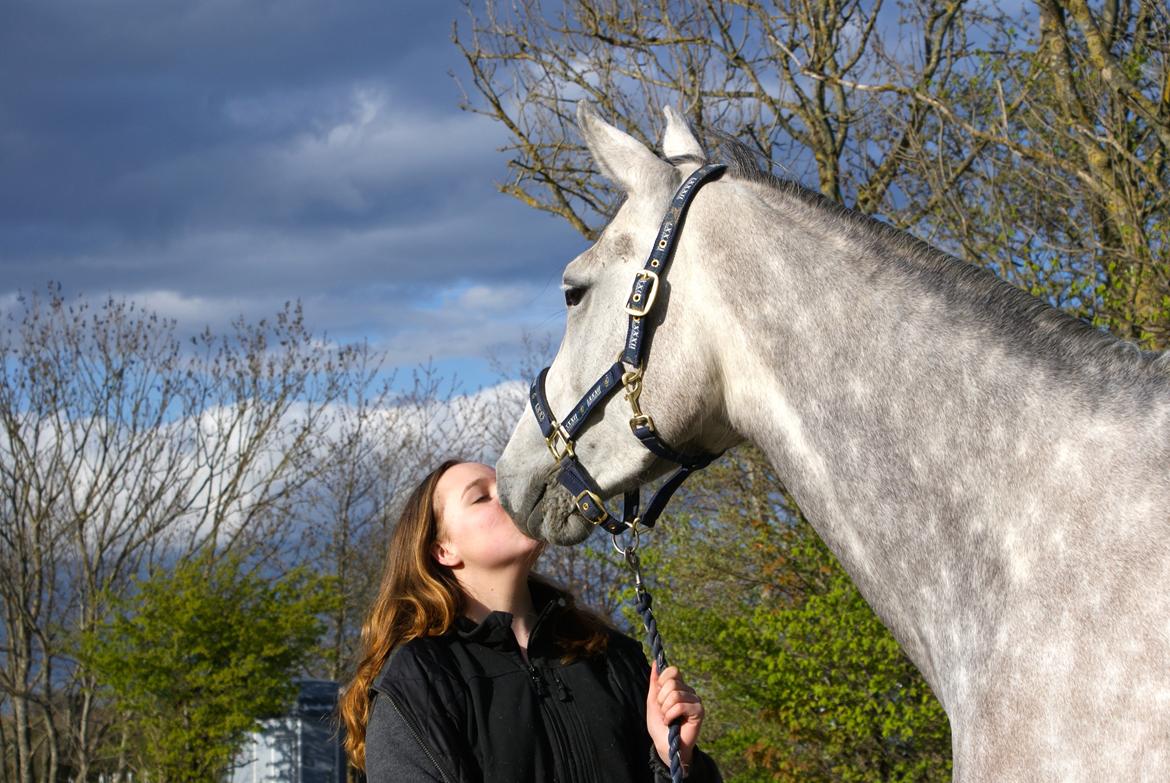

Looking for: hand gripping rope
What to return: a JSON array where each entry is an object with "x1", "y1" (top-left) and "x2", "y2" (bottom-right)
[{"x1": 615, "y1": 528, "x2": 686, "y2": 783}]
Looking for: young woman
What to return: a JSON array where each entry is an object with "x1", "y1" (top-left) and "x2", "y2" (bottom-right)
[{"x1": 339, "y1": 459, "x2": 722, "y2": 782}]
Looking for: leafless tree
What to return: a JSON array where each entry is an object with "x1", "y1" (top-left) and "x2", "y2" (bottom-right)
[
  {"x1": 454, "y1": 0, "x2": 1169, "y2": 347},
  {"x1": 0, "y1": 288, "x2": 370, "y2": 782}
]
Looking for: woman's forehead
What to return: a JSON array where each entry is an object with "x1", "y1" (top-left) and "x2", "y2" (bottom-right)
[{"x1": 435, "y1": 462, "x2": 493, "y2": 501}]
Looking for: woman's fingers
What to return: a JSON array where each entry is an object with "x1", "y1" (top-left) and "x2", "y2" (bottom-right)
[
  {"x1": 658, "y1": 690, "x2": 701, "y2": 717},
  {"x1": 657, "y1": 678, "x2": 695, "y2": 701},
  {"x1": 648, "y1": 664, "x2": 704, "y2": 739},
  {"x1": 646, "y1": 665, "x2": 705, "y2": 768},
  {"x1": 663, "y1": 698, "x2": 704, "y2": 727},
  {"x1": 656, "y1": 670, "x2": 696, "y2": 708}
]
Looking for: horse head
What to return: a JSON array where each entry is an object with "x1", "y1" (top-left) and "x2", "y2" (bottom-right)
[{"x1": 495, "y1": 103, "x2": 740, "y2": 544}]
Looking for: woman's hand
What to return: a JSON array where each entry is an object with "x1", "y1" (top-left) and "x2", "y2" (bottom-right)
[{"x1": 646, "y1": 663, "x2": 704, "y2": 772}]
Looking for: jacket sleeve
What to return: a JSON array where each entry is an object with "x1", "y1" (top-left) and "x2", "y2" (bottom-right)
[{"x1": 364, "y1": 693, "x2": 451, "y2": 783}]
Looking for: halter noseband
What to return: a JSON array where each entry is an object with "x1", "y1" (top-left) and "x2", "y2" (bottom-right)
[{"x1": 528, "y1": 163, "x2": 727, "y2": 535}]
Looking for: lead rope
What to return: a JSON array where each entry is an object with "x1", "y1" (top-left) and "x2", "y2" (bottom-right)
[{"x1": 617, "y1": 531, "x2": 685, "y2": 783}]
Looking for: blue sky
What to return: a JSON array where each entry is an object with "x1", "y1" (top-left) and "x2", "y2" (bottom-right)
[{"x1": 0, "y1": 1, "x2": 583, "y2": 389}]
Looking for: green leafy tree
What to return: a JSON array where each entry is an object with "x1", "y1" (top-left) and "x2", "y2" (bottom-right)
[
  {"x1": 636, "y1": 447, "x2": 950, "y2": 782},
  {"x1": 80, "y1": 553, "x2": 338, "y2": 782}
]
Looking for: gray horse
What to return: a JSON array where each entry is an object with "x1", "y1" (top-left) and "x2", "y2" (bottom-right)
[{"x1": 495, "y1": 102, "x2": 1170, "y2": 782}]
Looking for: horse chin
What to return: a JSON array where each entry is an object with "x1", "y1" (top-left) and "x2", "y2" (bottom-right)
[
  {"x1": 534, "y1": 486, "x2": 594, "y2": 545},
  {"x1": 545, "y1": 510, "x2": 594, "y2": 545}
]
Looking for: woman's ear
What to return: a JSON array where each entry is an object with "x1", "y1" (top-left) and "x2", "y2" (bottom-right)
[{"x1": 432, "y1": 539, "x2": 462, "y2": 569}]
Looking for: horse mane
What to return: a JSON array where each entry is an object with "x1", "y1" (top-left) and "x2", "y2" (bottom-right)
[{"x1": 697, "y1": 132, "x2": 1168, "y2": 388}]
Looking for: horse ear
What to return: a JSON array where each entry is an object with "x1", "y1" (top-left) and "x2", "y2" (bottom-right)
[
  {"x1": 661, "y1": 106, "x2": 706, "y2": 170},
  {"x1": 577, "y1": 101, "x2": 673, "y2": 195}
]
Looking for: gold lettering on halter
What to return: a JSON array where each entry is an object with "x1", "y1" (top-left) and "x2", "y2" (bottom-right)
[{"x1": 626, "y1": 317, "x2": 641, "y2": 351}]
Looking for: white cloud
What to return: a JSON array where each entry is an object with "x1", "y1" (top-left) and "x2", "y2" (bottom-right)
[
  {"x1": 65, "y1": 276, "x2": 564, "y2": 383},
  {"x1": 110, "y1": 85, "x2": 510, "y2": 224},
  {"x1": 0, "y1": 290, "x2": 23, "y2": 315},
  {"x1": 450, "y1": 283, "x2": 552, "y2": 315},
  {"x1": 370, "y1": 280, "x2": 563, "y2": 368},
  {"x1": 129, "y1": 289, "x2": 262, "y2": 329},
  {"x1": 0, "y1": 321, "x2": 532, "y2": 554},
  {"x1": 259, "y1": 86, "x2": 505, "y2": 212}
]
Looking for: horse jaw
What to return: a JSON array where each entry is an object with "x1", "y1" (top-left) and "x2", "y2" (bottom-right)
[{"x1": 496, "y1": 428, "x2": 596, "y2": 545}]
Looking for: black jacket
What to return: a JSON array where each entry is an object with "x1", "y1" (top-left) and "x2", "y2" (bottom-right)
[{"x1": 366, "y1": 581, "x2": 721, "y2": 783}]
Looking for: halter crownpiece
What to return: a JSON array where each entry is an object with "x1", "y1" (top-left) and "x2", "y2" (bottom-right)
[{"x1": 528, "y1": 162, "x2": 727, "y2": 536}]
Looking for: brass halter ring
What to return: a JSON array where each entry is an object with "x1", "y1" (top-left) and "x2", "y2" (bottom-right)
[{"x1": 611, "y1": 521, "x2": 641, "y2": 556}]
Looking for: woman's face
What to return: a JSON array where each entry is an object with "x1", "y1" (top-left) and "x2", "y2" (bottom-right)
[{"x1": 432, "y1": 462, "x2": 542, "y2": 573}]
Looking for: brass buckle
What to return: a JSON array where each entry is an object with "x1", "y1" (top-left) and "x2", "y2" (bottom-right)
[
  {"x1": 574, "y1": 489, "x2": 606, "y2": 521},
  {"x1": 629, "y1": 413, "x2": 656, "y2": 432},
  {"x1": 545, "y1": 425, "x2": 575, "y2": 464},
  {"x1": 624, "y1": 270, "x2": 660, "y2": 318}
]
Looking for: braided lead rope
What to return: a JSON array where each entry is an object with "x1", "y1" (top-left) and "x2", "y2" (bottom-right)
[{"x1": 623, "y1": 545, "x2": 685, "y2": 783}]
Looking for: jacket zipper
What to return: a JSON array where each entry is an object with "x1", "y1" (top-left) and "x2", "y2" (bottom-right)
[
  {"x1": 531, "y1": 663, "x2": 595, "y2": 783},
  {"x1": 385, "y1": 692, "x2": 453, "y2": 783},
  {"x1": 535, "y1": 687, "x2": 575, "y2": 781},
  {"x1": 551, "y1": 669, "x2": 572, "y2": 702},
  {"x1": 527, "y1": 664, "x2": 548, "y2": 697}
]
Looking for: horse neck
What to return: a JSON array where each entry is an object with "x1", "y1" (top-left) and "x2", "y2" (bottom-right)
[{"x1": 698, "y1": 180, "x2": 1170, "y2": 692}]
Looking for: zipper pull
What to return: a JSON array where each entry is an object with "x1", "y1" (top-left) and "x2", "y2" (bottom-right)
[
  {"x1": 527, "y1": 665, "x2": 548, "y2": 698},
  {"x1": 551, "y1": 670, "x2": 572, "y2": 702}
]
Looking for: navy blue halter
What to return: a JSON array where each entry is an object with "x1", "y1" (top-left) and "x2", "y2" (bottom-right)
[{"x1": 528, "y1": 162, "x2": 727, "y2": 536}]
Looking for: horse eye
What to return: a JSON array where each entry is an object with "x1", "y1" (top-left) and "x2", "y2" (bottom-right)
[{"x1": 563, "y1": 286, "x2": 587, "y2": 307}]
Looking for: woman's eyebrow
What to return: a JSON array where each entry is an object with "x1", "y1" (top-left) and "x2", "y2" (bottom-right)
[{"x1": 460, "y1": 479, "x2": 483, "y2": 501}]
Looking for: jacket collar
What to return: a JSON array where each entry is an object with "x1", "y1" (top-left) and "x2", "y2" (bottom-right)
[{"x1": 453, "y1": 578, "x2": 568, "y2": 653}]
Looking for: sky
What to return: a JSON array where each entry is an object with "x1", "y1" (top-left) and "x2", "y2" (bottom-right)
[{"x1": 0, "y1": 1, "x2": 584, "y2": 390}]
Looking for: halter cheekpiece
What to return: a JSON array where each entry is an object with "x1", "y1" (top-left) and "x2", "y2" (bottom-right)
[{"x1": 528, "y1": 162, "x2": 727, "y2": 536}]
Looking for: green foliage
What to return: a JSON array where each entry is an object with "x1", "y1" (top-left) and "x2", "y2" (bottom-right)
[
  {"x1": 636, "y1": 447, "x2": 951, "y2": 782},
  {"x1": 80, "y1": 552, "x2": 338, "y2": 783}
]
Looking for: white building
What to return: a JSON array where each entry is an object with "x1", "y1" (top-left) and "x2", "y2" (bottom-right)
[{"x1": 231, "y1": 679, "x2": 347, "y2": 783}]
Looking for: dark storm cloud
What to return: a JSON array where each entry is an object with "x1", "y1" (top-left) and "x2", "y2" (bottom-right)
[
  {"x1": 0, "y1": 1, "x2": 580, "y2": 381},
  {"x1": 1, "y1": 1, "x2": 451, "y2": 224}
]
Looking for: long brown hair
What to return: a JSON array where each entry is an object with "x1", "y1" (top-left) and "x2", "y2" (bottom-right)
[{"x1": 339, "y1": 460, "x2": 611, "y2": 772}]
